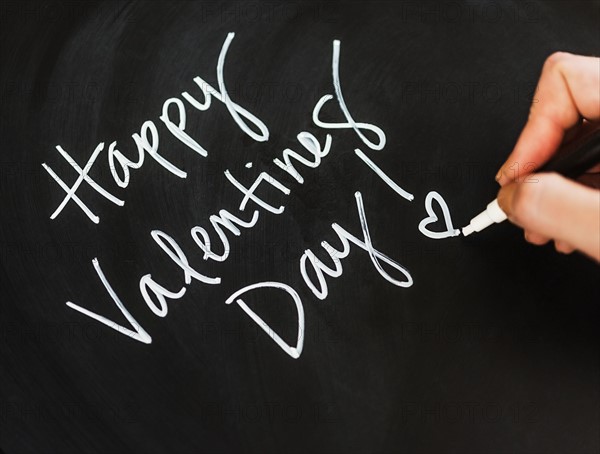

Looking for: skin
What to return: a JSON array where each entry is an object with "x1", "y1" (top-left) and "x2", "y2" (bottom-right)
[{"x1": 495, "y1": 52, "x2": 600, "y2": 262}]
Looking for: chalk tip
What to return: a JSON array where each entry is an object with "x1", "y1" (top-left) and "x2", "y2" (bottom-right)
[{"x1": 462, "y1": 225, "x2": 475, "y2": 237}]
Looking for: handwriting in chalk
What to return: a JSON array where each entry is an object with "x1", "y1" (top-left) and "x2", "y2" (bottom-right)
[
  {"x1": 418, "y1": 191, "x2": 461, "y2": 239},
  {"x1": 47, "y1": 34, "x2": 460, "y2": 359}
]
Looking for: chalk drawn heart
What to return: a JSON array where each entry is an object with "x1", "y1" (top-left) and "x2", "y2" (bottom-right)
[{"x1": 418, "y1": 191, "x2": 460, "y2": 239}]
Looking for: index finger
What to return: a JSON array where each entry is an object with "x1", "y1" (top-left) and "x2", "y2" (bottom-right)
[{"x1": 496, "y1": 52, "x2": 600, "y2": 186}]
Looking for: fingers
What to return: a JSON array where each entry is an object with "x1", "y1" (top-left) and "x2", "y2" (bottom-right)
[
  {"x1": 523, "y1": 231, "x2": 577, "y2": 254},
  {"x1": 497, "y1": 173, "x2": 600, "y2": 262},
  {"x1": 524, "y1": 231, "x2": 550, "y2": 245},
  {"x1": 523, "y1": 231, "x2": 575, "y2": 254},
  {"x1": 493, "y1": 52, "x2": 600, "y2": 261},
  {"x1": 554, "y1": 240, "x2": 576, "y2": 255},
  {"x1": 496, "y1": 53, "x2": 600, "y2": 185}
]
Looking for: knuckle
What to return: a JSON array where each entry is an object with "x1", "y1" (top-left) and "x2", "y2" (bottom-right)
[
  {"x1": 544, "y1": 51, "x2": 571, "y2": 72},
  {"x1": 554, "y1": 240, "x2": 573, "y2": 254}
]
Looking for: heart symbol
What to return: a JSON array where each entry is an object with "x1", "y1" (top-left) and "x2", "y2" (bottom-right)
[{"x1": 418, "y1": 191, "x2": 460, "y2": 239}]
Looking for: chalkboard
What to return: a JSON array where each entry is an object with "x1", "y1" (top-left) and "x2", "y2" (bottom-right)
[{"x1": 1, "y1": 1, "x2": 599, "y2": 453}]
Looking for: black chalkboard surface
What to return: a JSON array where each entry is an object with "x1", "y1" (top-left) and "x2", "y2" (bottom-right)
[{"x1": 1, "y1": 1, "x2": 599, "y2": 453}]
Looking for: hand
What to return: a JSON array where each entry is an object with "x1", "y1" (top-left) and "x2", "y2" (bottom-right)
[{"x1": 495, "y1": 52, "x2": 600, "y2": 262}]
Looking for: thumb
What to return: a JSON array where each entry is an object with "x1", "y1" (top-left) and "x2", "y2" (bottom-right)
[{"x1": 497, "y1": 172, "x2": 600, "y2": 261}]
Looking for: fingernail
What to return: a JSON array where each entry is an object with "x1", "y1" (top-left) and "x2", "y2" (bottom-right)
[{"x1": 495, "y1": 168, "x2": 507, "y2": 185}]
